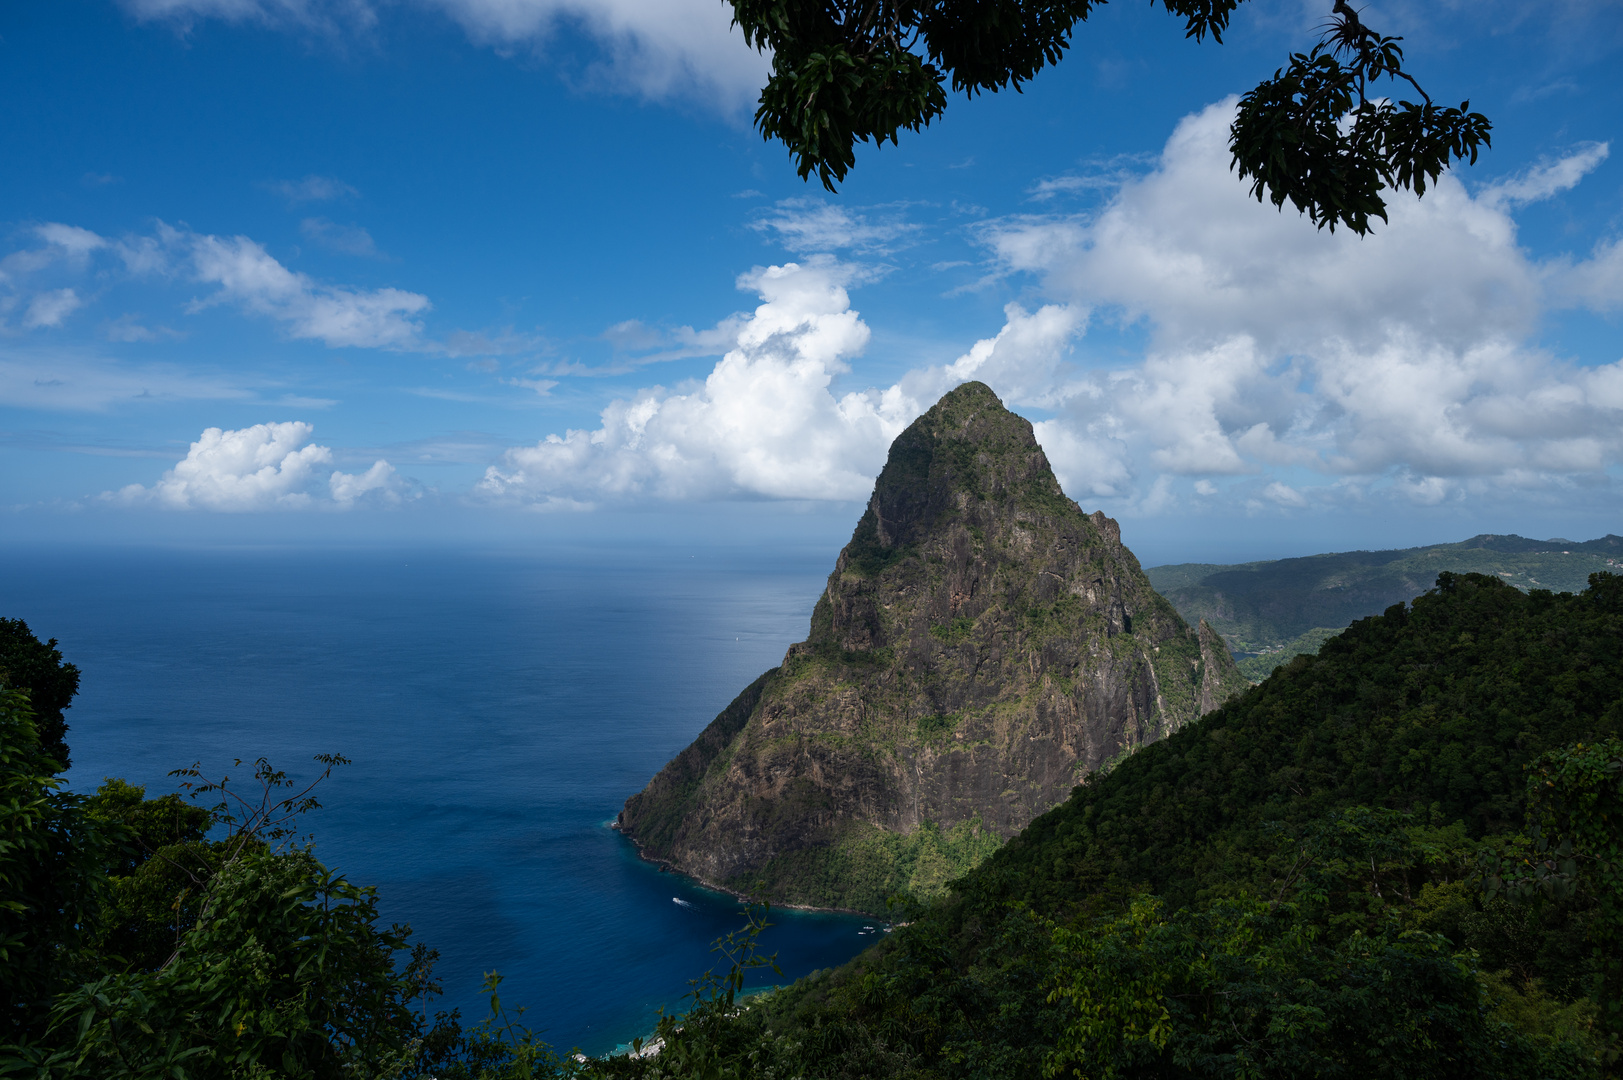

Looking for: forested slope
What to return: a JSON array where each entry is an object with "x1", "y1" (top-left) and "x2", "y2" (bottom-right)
[
  {"x1": 967, "y1": 569, "x2": 1623, "y2": 917},
  {"x1": 599, "y1": 572, "x2": 1623, "y2": 1079}
]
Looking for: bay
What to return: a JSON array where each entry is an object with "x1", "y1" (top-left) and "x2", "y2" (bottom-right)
[{"x1": 0, "y1": 543, "x2": 878, "y2": 1057}]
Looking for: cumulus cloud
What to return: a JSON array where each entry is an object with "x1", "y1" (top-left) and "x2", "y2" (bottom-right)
[
  {"x1": 482, "y1": 101, "x2": 1623, "y2": 516},
  {"x1": 113, "y1": 421, "x2": 403, "y2": 510},
  {"x1": 901, "y1": 301, "x2": 1085, "y2": 409},
  {"x1": 479, "y1": 257, "x2": 912, "y2": 503},
  {"x1": 974, "y1": 101, "x2": 1623, "y2": 509},
  {"x1": 119, "y1": 0, "x2": 767, "y2": 110},
  {"x1": 479, "y1": 260, "x2": 1092, "y2": 505},
  {"x1": 1546, "y1": 237, "x2": 1623, "y2": 314},
  {"x1": 983, "y1": 104, "x2": 1552, "y2": 353}
]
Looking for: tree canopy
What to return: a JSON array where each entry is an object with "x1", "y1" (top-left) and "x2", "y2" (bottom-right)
[
  {"x1": 0, "y1": 619, "x2": 80, "y2": 771},
  {"x1": 732, "y1": 0, "x2": 1491, "y2": 234}
]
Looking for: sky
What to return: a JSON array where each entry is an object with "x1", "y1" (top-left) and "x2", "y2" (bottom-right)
[{"x1": 2, "y1": 0, "x2": 1621, "y2": 565}]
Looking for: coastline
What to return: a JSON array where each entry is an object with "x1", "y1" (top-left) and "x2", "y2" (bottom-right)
[{"x1": 610, "y1": 819, "x2": 887, "y2": 919}]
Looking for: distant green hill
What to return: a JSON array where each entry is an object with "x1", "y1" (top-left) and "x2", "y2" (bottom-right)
[{"x1": 1147, "y1": 533, "x2": 1623, "y2": 680}]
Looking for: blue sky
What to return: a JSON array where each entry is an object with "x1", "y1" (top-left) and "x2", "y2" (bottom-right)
[{"x1": 2, "y1": 0, "x2": 1621, "y2": 564}]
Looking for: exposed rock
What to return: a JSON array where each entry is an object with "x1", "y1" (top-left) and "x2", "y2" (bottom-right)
[{"x1": 618, "y1": 382, "x2": 1247, "y2": 912}]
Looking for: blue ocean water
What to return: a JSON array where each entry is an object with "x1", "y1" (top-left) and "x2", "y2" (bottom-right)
[{"x1": 0, "y1": 543, "x2": 878, "y2": 1056}]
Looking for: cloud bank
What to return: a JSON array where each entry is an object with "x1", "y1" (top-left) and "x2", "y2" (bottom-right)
[
  {"x1": 479, "y1": 257, "x2": 910, "y2": 504},
  {"x1": 980, "y1": 101, "x2": 1623, "y2": 509},
  {"x1": 113, "y1": 421, "x2": 403, "y2": 510},
  {"x1": 482, "y1": 101, "x2": 1623, "y2": 516}
]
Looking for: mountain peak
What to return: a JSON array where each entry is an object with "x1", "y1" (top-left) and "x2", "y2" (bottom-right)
[
  {"x1": 618, "y1": 384, "x2": 1248, "y2": 913},
  {"x1": 864, "y1": 381, "x2": 1062, "y2": 549}
]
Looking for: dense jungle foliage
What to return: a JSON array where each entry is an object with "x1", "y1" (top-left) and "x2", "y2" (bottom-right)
[
  {"x1": 4, "y1": 570, "x2": 1622, "y2": 1078},
  {"x1": 591, "y1": 572, "x2": 1623, "y2": 1079}
]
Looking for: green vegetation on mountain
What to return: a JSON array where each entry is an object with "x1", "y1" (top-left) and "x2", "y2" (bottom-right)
[
  {"x1": 618, "y1": 383, "x2": 1244, "y2": 913},
  {"x1": 590, "y1": 571, "x2": 1623, "y2": 1078},
  {"x1": 6, "y1": 569, "x2": 1623, "y2": 1077},
  {"x1": 1148, "y1": 532, "x2": 1623, "y2": 679}
]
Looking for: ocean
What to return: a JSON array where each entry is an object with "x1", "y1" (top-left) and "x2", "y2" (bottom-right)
[{"x1": 1, "y1": 543, "x2": 878, "y2": 1056}]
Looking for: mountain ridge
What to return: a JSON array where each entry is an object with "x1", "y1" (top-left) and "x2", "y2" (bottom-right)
[{"x1": 1148, "y1": 532, "x2": 1623, "y2": 679}]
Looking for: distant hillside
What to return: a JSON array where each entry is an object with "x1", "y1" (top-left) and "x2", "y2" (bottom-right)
[{"x1": 1147, "y1": 533, "x2": 1623, "y2": 680}]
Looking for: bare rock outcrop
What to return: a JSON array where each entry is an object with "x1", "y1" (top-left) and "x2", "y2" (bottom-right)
[{"x1": 618, "y1": 382, "x2": 1247, "y2": 912}]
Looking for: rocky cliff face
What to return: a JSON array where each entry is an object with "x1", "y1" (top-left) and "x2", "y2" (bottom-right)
[{"x1": 618, "y1": 382, "x2": 1246, "y2": 912}]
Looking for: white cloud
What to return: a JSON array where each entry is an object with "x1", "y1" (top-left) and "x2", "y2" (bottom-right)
[
  {"x1": 971, "y1": 101, "x2": 1623, "y2": 508},
  {"x1": 299, "y1": 217, "x2": 380, "y2": 257},
  {"x1": 113, "y1": 421, "x2": 402, "y2": 510},
  {"x1": 184, "y1": 228, "x2": 429, "y2": 348},
  {"x1": 122, "y1": 0, "x2": 375, "y2": 33},
  {"x1": 23, "y1": 289, "x2": 82, "y2": 329},
  {"x1": 1027, "y1": 154, "x2": 1155, "y2": 203},
  {"x1": 480, "y1": 266, "x2": 1093, "y2": 504},
  {"x1": 271, "y1": 174, "x2": 360, "y2": 202},
  {"x1": 440, "y1": 0, "x2": 768, "y2": 108},
  {"x1": 895, "y1": 301, "x2": 1085, "y2": 411},
  {"x1": 1546, "y1": 237, "x2": 1623, "y2": 313},
  {"x1": 1, "y1": 224, "x2": 108, "y2": 285},
  {"x1": 483, "y1": 100, "x2": 1623, "y2": 515},
  {"x1": 329, "y1": 459, "x2": 399, "y2": 505},
  {"x1": 982, "y1": 101, "x2": 1552, "y2": 354},
  {"x1": 530, "y1": 314, "x2": 750, "y2": 377},
  {"x1": 751, "y1": 200, "x2": 920, "y2": 255},
  {"x1": 34, "y1": 224, "x2": 108, "y2": 258},
  {"x1": 1480, "y1": 142, "x2": 1610, "y2": 209},
  {"x1": 479, "y1": 257, "x2": 911, "y2": 503},
  {"x1": 0, "y1": 220, "x2": 431, "y2": 349},
  {"x1": 119, "y1": 0, "x2": 768, "y2": 110},
  {"x1": 1263, "y1": 481, "x2": 1307, "y2": 508},
  {"x1": 105, "y1": 314, "x2": 185, "y2": 343}
]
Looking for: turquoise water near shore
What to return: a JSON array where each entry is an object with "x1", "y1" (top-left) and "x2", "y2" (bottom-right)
[{"x1": 0, "y1": 543, "x2": 876, "y2": 1056}]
